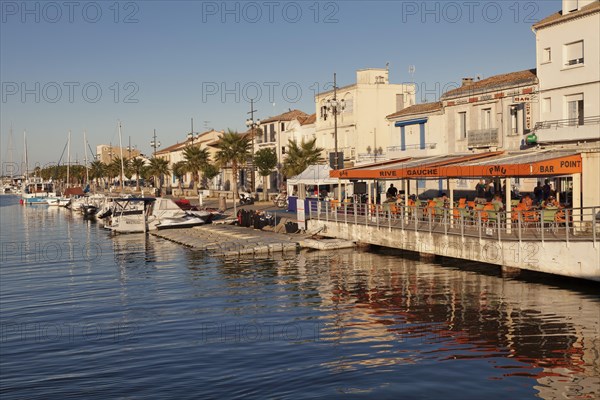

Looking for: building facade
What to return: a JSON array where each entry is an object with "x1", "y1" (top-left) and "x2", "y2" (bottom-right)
[
  {"x1": 385, "y1": 101, "x2": 446, "y2": 159},
  {"x1": 155, "y1": 129, "x2": 224, "y2": 192},
  {"x1": 96, "y1": 145, "x2": 141, "y2": 164},
  {"x1": 441, "y1": 71, "x2": 540, "y2": 154},
  {"x1": 532, "y1": 0, "x2": 600, "y2": 145},
  {"x1": 315, "y1": 68, "x2": 416, "y2": 166},
  {"x1": 253, "y1": 109, "x2": 310, "y2": 192}
]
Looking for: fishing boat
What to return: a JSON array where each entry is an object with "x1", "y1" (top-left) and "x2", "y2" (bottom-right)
[{"x1": 21, "y1": 176, "x2": 56, "y2": 204}]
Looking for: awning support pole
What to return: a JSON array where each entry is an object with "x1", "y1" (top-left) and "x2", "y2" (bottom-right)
[{"x1": 505, "y1": 177, "x2": 511, "y2": 234}]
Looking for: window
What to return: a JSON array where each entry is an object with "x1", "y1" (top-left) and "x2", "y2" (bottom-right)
[
  {"x1": 320, "y1": 106, "x2": 328, "y2": 121},
  {"x1": 564, "y1": 40, "x2": 584, "y2": 66},
  {"x1": 281, "y1": 146, "x2": 286, "y2": 155},
  {"x1": 263, "y1": 126, "x2": 268, "y2": 143},
  {"x1": 482, "y1": 108, "x2": 492, "y2": 129},
  {"x1": 280, "y1": 122, "x2": 285, "y2": 131},
  {"x1": 566, "y1": 94, "x2": 584, "y2": 125},
  {"x1": 269, "y1": 124, "x2": 276, "y2": 142},
  {"x1": 509, "y1": 105, "x2": 519, "y2": 135},
  {"x1": 543, "y1": 47, "x2": 551, "y2": 63},
  {"x1": 543, "y1": 97, "x2": 551, "y2": 113},
  {"x1": 458, "y1": 112, "x2": 467, "y2": 139}
]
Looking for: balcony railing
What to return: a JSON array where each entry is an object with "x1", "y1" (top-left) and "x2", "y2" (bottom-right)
[
  {"x1": 387, "y1": 143, "x2": 437, "y2": 152},
  {"x1": 357, "y1": 153, "x2": 386, "y2": 161},
  {"x1": 534, "y1": 115, "x2": 600, "y2": 131},
  {"x1": 468, "y1": 128, "x2": 499, "y2": 148}
]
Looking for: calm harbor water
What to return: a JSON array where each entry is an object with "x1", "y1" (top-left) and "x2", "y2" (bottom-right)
[{"x1": 1, "y1": 195, "x2": 599, "y2": 399}]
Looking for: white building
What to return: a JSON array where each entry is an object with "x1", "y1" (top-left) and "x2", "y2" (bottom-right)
[
  {"x1": 532, "y1": 0, "x2": 600, "y2": 145},
  {"x1": 315, "y1": 68, "x2": 416, "y2": 166},
  {"x1": 385, "y1": 101, "x2": 446, "y2": 159},
  {"x1": 254, "y1": 109, "x2": 311, "y2": 192}
]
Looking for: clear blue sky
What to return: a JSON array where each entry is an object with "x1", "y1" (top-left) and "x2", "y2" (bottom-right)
[{"x1": 1, "y1": 0, "x2": 561, "y2": 168}]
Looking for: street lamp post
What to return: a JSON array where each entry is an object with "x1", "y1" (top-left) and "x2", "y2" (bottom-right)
[
  {"x1": 245, "y1": 99, "x2": 260, "y2": 193},
  {"x1": 150, "y1": 129, "x2": 161, "y2": 157},
  {"x1": 187, "y1": 117, "x2": 196, "y2": 145},
  {"x1": 326, "y1": 73, "x2": 345, "y2": 170}
]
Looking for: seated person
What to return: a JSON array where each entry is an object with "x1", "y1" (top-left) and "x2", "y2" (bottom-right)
[
  {"x1": 439, "y1": 193, "x2": 450, "y2": 208},
  {"x1": 491, "y1": 194, "x2": 504, "y2": 211},
  {"x1": 521, "y1": 194, "x2": 533, "y2": 208},
  {"x1": 386, "y1": 184, "x2": 398, "y2": 199},
  {"x1": 544, "y1": 196, "x2": 559, "y2": 208}
]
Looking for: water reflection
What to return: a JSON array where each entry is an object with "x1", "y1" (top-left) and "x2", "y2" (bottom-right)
[
  {"x1": 2, "y1": 199, "x2": 598, "y2": 400},
  {"x1": 292, "y1": 250, "x2": 600, "y2": 399}
]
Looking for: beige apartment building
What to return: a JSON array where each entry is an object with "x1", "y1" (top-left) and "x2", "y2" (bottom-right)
[
  {"x1": 155, "y1": 129, "x2": 224, "y2": 193},
  {"x1": 315, "y1": 68, "x2": 416, "y2": 166},
  {"x1": 96, "y1": 145, "x2": 141, "y2": 164},
  {"x1": 441, "y1": 70, "x2": 540, "y2": 154}
]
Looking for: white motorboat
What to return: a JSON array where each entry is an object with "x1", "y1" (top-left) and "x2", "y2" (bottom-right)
[
  {"x1": 155, "y1": 214, "x2": 207, "y2": 230},
  {"x1": 105, "y1": 197, "x2": 209, "y2": 234},
  {"x1": 46, "y1": 197, "x2": 71, "y2": 207},
  {"x1": 104, "y1": 198, "x2": 154, "y2": 234}
]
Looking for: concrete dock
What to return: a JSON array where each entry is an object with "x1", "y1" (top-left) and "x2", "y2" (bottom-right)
[{"x1": 151, "y1": 224, "x2": 305, "y2": 257}]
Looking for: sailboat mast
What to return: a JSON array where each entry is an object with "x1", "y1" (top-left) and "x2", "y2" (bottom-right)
[
  {"x1": 6, "y1": 125, "x2": 12, "y2": 179},
  {"x1": 84, "y1": 130, "x2": 89, "y2": 185},
  {"x1": 67, "y1": 130, "x2": 71, "y2": 188},
  {"x1": 118, "y1": 122, "x2": 125, "y2": 192},
  {"x1": 24, "y1": 130, "x2": 28, "y2": 179}
]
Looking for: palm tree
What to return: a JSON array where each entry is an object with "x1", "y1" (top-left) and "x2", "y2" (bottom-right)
[
  {"x1": 146, "y1": 157, "x2": 170, "y2": 195},
  {"x1": 183, "y1": 146, "x2": 210, "y2": 190},
  {"x1": 89, "y1": 160, "x2": 106, "y2": 189},
  {"x1": 130, "y1": 157, "x2": 146, "y2": 191},
  {"x1": 214, "y1": 130, "x2": 251, "y2": 210},
  {"x1": 172, "y1": 161, "x2": 187, "y2": 192},
  {"x1": 108, "y1": 156, "x2": 129, "y2": 189},
  {"x1": 201, "y1": 164, "x2": 220, "y2": 190},
  {"x1": 282, "y1": 138, "x2": 324, "y2": 178},
  {"x1": 254, "y1": 148, "x2": 277, "y2": 201}
]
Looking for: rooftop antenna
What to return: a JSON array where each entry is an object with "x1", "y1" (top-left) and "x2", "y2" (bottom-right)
[{"x1": 408, "y1": 65, "x2": 416, "y2": 105}]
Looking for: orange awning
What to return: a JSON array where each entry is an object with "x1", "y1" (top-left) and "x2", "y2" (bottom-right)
[
  {"x1": 330, "y1": 150, "x2": 582, "y2": 180},
  {"x1": 330, "y1": 152, "x2": 502, "y2": 179}
]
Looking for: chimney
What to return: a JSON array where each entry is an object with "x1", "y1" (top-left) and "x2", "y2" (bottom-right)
[{"x1": 462, "y1": 77, "x2": 474, "y2": 86}]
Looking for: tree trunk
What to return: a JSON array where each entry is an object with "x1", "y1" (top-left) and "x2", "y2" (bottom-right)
[
  {"x1": 263, "y1": 175, "x2": 268, "y2": 201},
  {"x1": 232, "y1": 163, "x2": 238, "y2": 216}
]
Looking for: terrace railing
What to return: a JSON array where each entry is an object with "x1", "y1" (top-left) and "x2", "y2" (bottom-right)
[{"x1": 308, "y1": 201, "x2": 599, "y2": 247}]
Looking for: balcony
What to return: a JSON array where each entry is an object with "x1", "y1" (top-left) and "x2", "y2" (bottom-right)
[
  {"x1": 386, "y1": 143, "x2": 439, "y2": 159},
  {"x1": 467, "y1": 128, "x2": 499, "y2": 148},
  {"x1": 534, "y1": 116, "x2": 600, "y2": 144}
]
